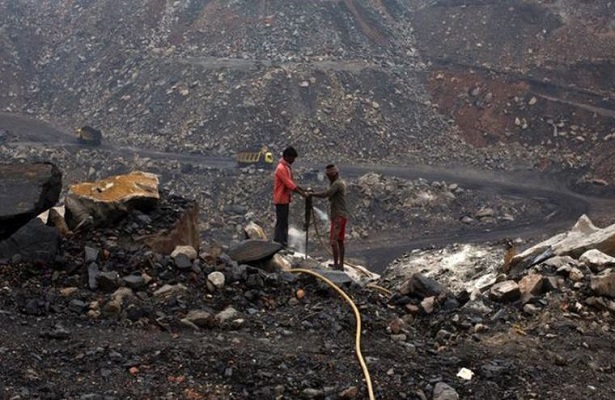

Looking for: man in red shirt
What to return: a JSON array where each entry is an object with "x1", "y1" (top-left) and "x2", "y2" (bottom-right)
[{"x1": 273, "y1": 146, "x2": 307, "y2": 248}]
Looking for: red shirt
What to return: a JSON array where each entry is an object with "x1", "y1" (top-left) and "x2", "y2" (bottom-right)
[{"x1": 273, "y1": 159, "x2": 297, "y2": 204}]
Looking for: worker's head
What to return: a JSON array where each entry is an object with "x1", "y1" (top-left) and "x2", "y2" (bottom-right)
[
  {"x1": 325, "y1": 164, "x2": 339, "y2": 182},
  {"x1": 282, "y1": 146, "x2": 298, "y2": 164}
]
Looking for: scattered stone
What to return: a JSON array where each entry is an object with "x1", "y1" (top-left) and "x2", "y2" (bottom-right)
[
  {"x1": 123, "y1": 275, "x2": 146, "y2": 289},
  {"x1": 97, "y1": 271, "x2": 120, "y2": 292},
  {"x1": 84, "y1": 246, "x2": 100, "y2": 263},
  {"x1": 399, "y1": 273, "x2": 444, "y2": 298},
  {"x1": 173, "y1": 253, "x2": 193, "y2": 270},
  {"x1": 215, "y1": 306, "x2": 239, "y2": 324},
  {"x1": 489, "y1": 280, "x2": 520, "y2": 302},
  {"x1": 580, "y1": 249, "x2": 615, "y2": 272},
  {"x1": 523, "y1": 303, "x2": 540, "y2": 315},
  {"x1": 88, "y1": 263, "x2": 100, "y2": 290},
  {"x1": 153, "y1": 283, "x2": 188, "y2": 298},
  {"x1": 518, "y1": 274, "x2": 544, "y2": 304},
  {"x1": 433, "y1": 382, "x2": 459, "y2": 400},
  {"x1": 171, "y1": 245, "x2": 197, "y2": 260},
  {"x1": 590, "y1": 269, "x2": 615, "y2": 298},
  {"x1": 207, "y1": 271, "x2": 226, "y2": 290},
  {"x1": 569, "y1": 267, "x2": 584, "y2": 282},
  {"x1": 184, "y1": 310, "x2": 213, "y2": 328},
  {"x1": 244, "y1": 221, "x2": 267, "y2": 240},
  {"x1": 421, "y1": 296, "x2": 436, "y2": 314}
]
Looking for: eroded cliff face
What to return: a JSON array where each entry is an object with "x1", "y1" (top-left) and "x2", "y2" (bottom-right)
[
  {"x1": 0, "y1": 0, "x2": 613, "y2": 178},
  {"x1": 411, "y1": 0, "x2": 615, "y2": 179}
]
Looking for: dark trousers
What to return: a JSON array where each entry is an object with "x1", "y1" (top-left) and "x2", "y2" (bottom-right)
[{"x1": 274, "y1": 204, "x2": 290, "y2": 247}]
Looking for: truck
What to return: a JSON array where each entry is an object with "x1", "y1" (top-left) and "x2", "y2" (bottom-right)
[
  {"x1": 76, "y1": 126, "x2": 103, "y2": 146},
  {"x1": 236, "y1": 145, "x2": 274, "y2": 169}
]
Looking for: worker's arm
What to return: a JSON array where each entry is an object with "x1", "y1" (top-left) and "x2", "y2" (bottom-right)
[
  {"x1": 310, "y1": 183, "x2": 338, "y2": 199},
  {"x1": 295, "y1": 186, "x2": 307, "y2": 196},
  {"x1": 276, "y1": 166, "x2": 307, "y2": 196}
]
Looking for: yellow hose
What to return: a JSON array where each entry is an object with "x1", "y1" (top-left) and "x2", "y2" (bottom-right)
[
  {"x1": 365, "y1": 283, "x2": 392, "y2": 296},
  {"x1": 288, "y1": 268, "x2": 376, "y2": 400}
]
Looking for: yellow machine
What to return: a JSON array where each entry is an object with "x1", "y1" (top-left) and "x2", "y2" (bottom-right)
[
  {"x1": 236, "y1": 145, "x2": 274, "y2": 169},
  {"x1": 76, "y1": 126, "x2": 102, "y2": 146}
]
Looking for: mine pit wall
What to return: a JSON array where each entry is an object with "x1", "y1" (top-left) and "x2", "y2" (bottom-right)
[{"x1": 412, "y1": 0, "x2": 615, "y2": 181}]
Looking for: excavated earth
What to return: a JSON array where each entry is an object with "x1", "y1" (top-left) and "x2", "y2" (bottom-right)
[
  {"x1": 1, "y1": 195, "x2": 615, "y2": 400},
  {"x1": 1, "y1": 0, "x2": 615, "y2": 399}
]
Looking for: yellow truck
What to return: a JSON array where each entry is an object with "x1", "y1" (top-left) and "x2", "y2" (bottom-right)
[
  {"x1": 236, "y1": 145, "x2": 274, "y2": 169},
  {"x1": 76, "y1": 126, "x2": 103, "y2": 146}
]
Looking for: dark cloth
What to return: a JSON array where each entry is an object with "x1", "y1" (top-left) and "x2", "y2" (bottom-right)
[{"x1": 274, "y1": 204, "x2": 290, "y2": 246}]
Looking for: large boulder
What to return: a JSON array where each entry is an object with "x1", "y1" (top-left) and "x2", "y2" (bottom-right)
[
  {"x1": 228, "y1": 239, "x2": 283, "y2": 264},
  {"x1": 399, "y1": 272, "x2": 444, "y2": 299},
  {"x1": 0, "y1": 218, "x2": 60, "y2": 263},
  {"x1": 141, "y1": 201, "x2": 200, "y2": 254},
  {"x1": 510, "y1": 215, "x2": 615, "y2": 270},
  {"x1": 65, "y1": 171, "x2": 159, "y2": 229},
  {"x1": 0, "y1": 162, "x2": 62, "y2": 240}
]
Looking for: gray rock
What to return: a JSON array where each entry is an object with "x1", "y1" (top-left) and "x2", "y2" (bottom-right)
[
  {"x1": 84, "y1": 246, "x2": 100, "y2": 263},
  {"x1": 184, "y1": 310, "x2": 213, "y2": 327},
  {"x1": 0, "y1": 219, "x2": 60, "y2": 263},
  {"x1": 311, "y1": 269, "x2": 352, "y2": 285},
  {"x1": 399, "y1": 273, "x2": 444, "y2": 299},
  {"x1": 171, "y1": 245, "x2": 197, "y2": 260},
  {"x1": 518, "y1": 274, "x2": 543, "y2": 304},
  {"x1": 228, "y1": 239, "x2": 282, "y2": 263},
  {"x1": 207, "y1": 271, "x2": 226, "y2": 289},
  {"x1": 154, "y1": 283, "x2": 188, "y2": 298},
  {"x1": 174, "y1": 253, "x2": 193, "y2": 270},
  {"x1": 0, "y1": 162, "x2": 62, "y2": 240},
  {"x1": 123, "y1": 275, "x2": 146, "y2": 289},
  {"x1": 511, "y1": 215, "x2": 615, "y2": 263},
  {"x1": 580, "y1": 249, "x2": 615, "y2": 272},
  {"x1": 216, "y1": 306, "x2": 239, "y2": 324},
  {"x1": 590, "y1": 269, "x2": 615, "y2": 298},
  {"x1": 489, "y1": 280, "x2": 520, "y2": 302},
  {"x1": 433, "y1": 382, "x2": 459, "y2": 400},
  {"x1": 88, "y1": 263, "x2": 100, "y2": 290},
  {"x1": 97, "y1": 271, "x2": 120, "y2": 291},
  {"x1": 69, "y1": 299, "x2": 88, "y2": 313},
  {"x1": 475, "y1": 208, "x2": 495, "y2": 218},
  {"x1": 544, "y1": 255, "x2": 577, "y2": 269},
  {"x1": 421, "y1": 296, "x2": 435, "y2": 314}
]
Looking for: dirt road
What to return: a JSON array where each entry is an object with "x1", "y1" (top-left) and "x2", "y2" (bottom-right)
[{"x1": 2, "y1": 112, "x2": 614, "y2": 271}]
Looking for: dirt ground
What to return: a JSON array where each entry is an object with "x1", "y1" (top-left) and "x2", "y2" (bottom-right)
[{"x1": 1, "y1": 249, "x2": 615, "y2": 400}]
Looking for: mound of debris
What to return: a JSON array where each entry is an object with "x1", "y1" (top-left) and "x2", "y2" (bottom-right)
[{"x1": 1, "y1": 161, "x2": 614, "y2": 398}]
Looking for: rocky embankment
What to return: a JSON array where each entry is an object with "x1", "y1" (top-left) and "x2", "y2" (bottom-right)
[
  {"x1": 1, "y1": 163, "x2": 615, "y2": 399},
  {"x1": 0, "y1": 0, "x2": 613, "y2": 179}
]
